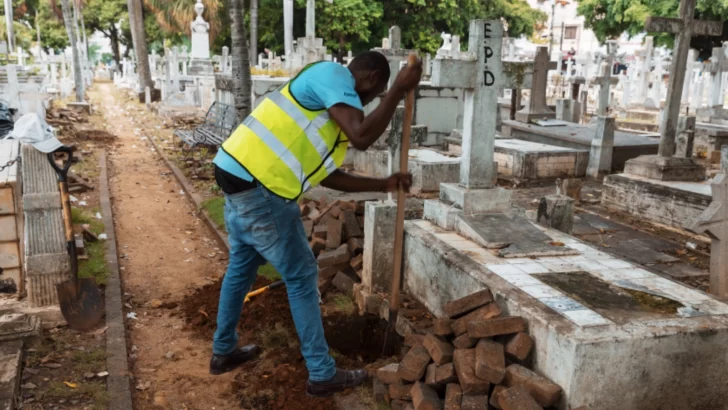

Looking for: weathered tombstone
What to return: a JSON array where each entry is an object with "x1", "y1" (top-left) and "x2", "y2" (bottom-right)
[
  {"x1": 644, "y1": 51, "x2": 664, "y2": 109},
  {"x1": 636, "y1": 37, "x2": 654, "y2": 103},
  {"x1": 593, "y1": 42, "x2": 620, "y2": 117},
  {"x1": 675, "y1": 115, "x2": 696, "y2": 158},
  {"x1": 373, "y1": 26, "x2": 417, "y2": 90},
  {"x1": 682, "y1": 49, "x2": 698, "y2": 104},
  {"x1": 221, "y1": 46, "x2": 229, "y2": 74},
  {"x1": 623, "y1": 0, "x2": 723, "y2": 181},
  {"x1": 6, "y1": 65, "x2": 20, "y2": 110},
  {"x1": 180, "y1": 46, "x2": 189, "y2": 76},
  {"x1": 689, "y1": 146, "x2": 728, "y2": 298},
  {"x1": 428, "y1": 19, "x2": 533, "y2": 217},
  {"x1": 188, "y1": 0, "x2": 214, "y2": 74},
  {"x1": 343, "y1": 50, "x2": 353, "y2": 66},
  {"x1": 515, "y1": 47, "x2": 556, "y2": 123}
]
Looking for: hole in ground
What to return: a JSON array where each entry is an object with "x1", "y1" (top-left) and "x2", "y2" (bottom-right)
[{"x1": 323, "y1": 314, "x2": 401, "y2": 362}]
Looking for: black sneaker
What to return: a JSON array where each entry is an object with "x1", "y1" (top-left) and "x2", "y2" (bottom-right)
[
  {"x1": 305, "y1": 369, "x2": 370, "y2": 397},
  {"x1": 209, "y1": 345, "x2": 261, "y2": 375}
]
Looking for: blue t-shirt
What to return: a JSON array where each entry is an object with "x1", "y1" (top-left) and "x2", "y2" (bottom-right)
[{"x1": 214, "y1": 62, "x2": 363, "y2": 181}]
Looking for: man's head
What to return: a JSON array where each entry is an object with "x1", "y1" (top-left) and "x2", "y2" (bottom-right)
[{"x1": 348, "y1": 51, "x2": 390, "y2": 106}]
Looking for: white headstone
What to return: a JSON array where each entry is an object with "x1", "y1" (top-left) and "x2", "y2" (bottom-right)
[{"x1": 190, "y1": 0, "x2": 211, "y2": 60}]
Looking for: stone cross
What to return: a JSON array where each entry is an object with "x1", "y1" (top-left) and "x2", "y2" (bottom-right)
[
  {"x1": 708, "y1": 47, "x2": 728, "y2": 108},
  {"x1": 645, "y1": 0, "x2": 723, "y2": 157},
  {"x1": 594, "y1": 41, "x2": 619, "y2": 116},
  {"x1": 636, "y1": 37, "x2": 654, "y2": 102},
  {"x1": 375, "y1": 26, "x2": 417, "y2": 90},
  {"x1": 222, "y1": 46, "x2": 229, "y2": 73},
  {"x1": 682, "y1": 49, "x2": 698, "y2": 104},
  {"x1": 6, "y1": 65, "x2": 19, "y2": 110},
  {"x1": 171, "y1": 47, "x2": 180, "y2": 93},
  {"x1": 594, "y1": 62, "x2": 619, "y2": 116},
  {"x1": 181, "y1": 46, "x2": 189, "y2": 76},
  {"x1": 690, "y1": 146, "x2": 728, "y2": 298},
  {"x1": 343, "y1": 50, "x2": 353, "y2": 66},
  {"x1": 432, "y1": 20, "x2": 533, "y2": 190},
  {"x1": 645, "y1": 52, "x2": 664, "y2": 109},
  {"x1": 305, "y1": 0, "x2": 315, "y2": 38},
  {"x1": 515, "y1": 47, "x2": 557, "y2": 123}
]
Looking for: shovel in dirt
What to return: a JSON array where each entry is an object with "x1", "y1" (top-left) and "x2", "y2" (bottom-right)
[{"x1": 48, "y1": 146, "x2": 104, "y2": 331}]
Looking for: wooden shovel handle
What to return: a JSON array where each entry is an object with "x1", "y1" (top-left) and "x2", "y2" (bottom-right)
[{"x1": 389, "y1": 53, "x2": 419, "y2": 316}]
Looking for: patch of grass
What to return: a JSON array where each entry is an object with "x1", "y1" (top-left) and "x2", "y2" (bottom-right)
[
  {"x1": 71, "y1": 348, "x2": 105, "y2": 374},
  {"x1": 43, "y1": 380, "x2": 108, "y2": 410},
  {"x1": 332, "y1": 295, "x2": 356, "y2": 316},
  {"x1": 201, "y1": 197, "x2": 226, "y2": 231},
  {"x1": 71, "y1": 207, "x2": 105, "y2": 235},
  {"x1": 78, "y1": 241, "x2": 108, "y2": 285},
  {"x1": 258, "y1": 264, "x2": 282, "y2": 282},
  {"x1": 259, "y1": 323, "x2": 297, "y2": 350}
]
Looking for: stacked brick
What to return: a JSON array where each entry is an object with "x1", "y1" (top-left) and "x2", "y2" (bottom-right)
[
  {"x1": 300, "y1": 198, "x2": 366, "y2": 297},
  {"x1": 374, "y1": 289, "x2": 565, "y2": 410}
]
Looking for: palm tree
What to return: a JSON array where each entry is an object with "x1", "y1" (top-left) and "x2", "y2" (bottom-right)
[
  {"x1": 59, "y1": 0, "x2": 84, "y2": 102},
  {"x1": 250, "y1": 0, "x2": 257, "y2": 66},
  {"x1": 143, "y1": 0, "x2": 222, "y2": 42},
  {"x1": 228, "y1": 0, "x2": 251, "y2": 121},
  {"x1": 126, "y1": 0, "x2": 154, "y2": 101}
]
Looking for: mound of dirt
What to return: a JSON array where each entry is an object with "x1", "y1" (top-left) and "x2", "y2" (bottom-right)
[{"x1": 181, "y1": 277, "x2": 397, "y2": 409}]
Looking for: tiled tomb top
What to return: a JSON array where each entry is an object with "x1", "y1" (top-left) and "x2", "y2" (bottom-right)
[{"x1": 413, "y1": 220, "x2": 728, "y2": 328}]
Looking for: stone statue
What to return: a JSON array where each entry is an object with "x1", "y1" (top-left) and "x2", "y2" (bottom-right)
[{"x1": 191, "y1": 0, "x2": 210, "y2": 34}]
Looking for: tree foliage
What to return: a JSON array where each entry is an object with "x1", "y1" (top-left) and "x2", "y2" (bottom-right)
[{"x1": 576, "y1": 0, "x2": 728, "y2": 55}]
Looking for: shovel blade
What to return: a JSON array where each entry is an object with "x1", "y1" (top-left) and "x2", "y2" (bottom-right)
[{"x1": 57, "y1": 278, "x2": 104, "y2": 331}]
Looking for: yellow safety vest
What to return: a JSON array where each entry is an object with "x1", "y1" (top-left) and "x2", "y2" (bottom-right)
[{"x1": 220, "y1": 68, "x2": 350, "y2": 200}]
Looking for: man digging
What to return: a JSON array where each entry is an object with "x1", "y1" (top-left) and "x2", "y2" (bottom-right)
[{"x1": 210, "y1": 51, "x2": 423, "y2": 396}]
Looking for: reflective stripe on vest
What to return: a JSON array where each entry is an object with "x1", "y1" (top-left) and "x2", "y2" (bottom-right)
[{"x1": 221, "y1": 83, "x2": 349, "y2": 200}]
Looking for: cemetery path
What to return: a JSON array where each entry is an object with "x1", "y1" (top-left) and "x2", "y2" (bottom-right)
[{"x1": 92, "y1": 84, "x2": 238, "y2": 410}]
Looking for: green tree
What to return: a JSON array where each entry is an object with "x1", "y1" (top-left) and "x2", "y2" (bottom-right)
[
  {"x1": 374, "y1": 0, "x2": 548, "y2": 55},
  {"x1": 576, "y1": 0, "x2": 728, "y2": 55},
  {"x1": 297, "y1": 0, "x2": 383, "y2": 56},
  {"x1": 83, "y1": 0, "x2": 126, "y2": 65}
]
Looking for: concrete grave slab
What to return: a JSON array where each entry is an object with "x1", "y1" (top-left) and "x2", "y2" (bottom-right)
[
  {"x1": 0, "y1": 340, "x2": 22, "y2": 410},
  {"x1": 456, "y1": 214, "x2": 578, "y2": 257},
  {"x1": 494, "y1": 139, "x2": 588, "y2": 184},
  {"x1": 403, "y1": 219, "x2": 728, "y2": 409},
  {"x1": 502, "y1": 120, "x2": 659, "y2": 170},
  {"x1": 345, "y1": 148, "x2": 460, "y2": 194},
  {"x1": 602, "y1": 173, "x2": 712, "y2": 230}
]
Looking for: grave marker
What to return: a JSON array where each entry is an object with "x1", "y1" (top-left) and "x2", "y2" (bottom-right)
[
  {"x1": 593, "y1": 42, "x2": 620, "y2": 117},
  {"x1": 623, "y1": 0, "x2": 723, "y2": 181},
  {"x1": 429, "y1": 20, "x2": 532, "y2": 215},
  {"x1": 645, "y1": 0, "x2": 723, "y2": 157},
  {"x1": 515, "y1": 47, "x2": 556, "y2": 124},
  {"x1": 690, "y1": 146, "x2": 728, "y2": 298}
]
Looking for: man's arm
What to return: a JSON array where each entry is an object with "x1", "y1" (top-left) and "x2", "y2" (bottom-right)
[
  {"x1": 329, "y1": 61, "x2": 423, "y2": 151},
  {"x1": 328, "y1": 87, "x2": 405, "y2": 151},
  {"x1": 320, "y1": 170, "x2": 412, "y2": 193}
]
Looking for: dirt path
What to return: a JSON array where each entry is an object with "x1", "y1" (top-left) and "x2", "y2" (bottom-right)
[{"x1": 90, "y1": 84, "x2": 238, "y2": 409}]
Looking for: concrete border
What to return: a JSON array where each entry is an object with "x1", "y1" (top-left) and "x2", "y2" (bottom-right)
[
  {"x1": 146, "y1": 136, "x2": 230, "y2": 250},
  {"x1": 99, "y1": 150, "x2": 134, "y2": 410}
]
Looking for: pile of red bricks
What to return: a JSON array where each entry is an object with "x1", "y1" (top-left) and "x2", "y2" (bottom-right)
[
  {"x1": 374, "y1": 289, "x2": 570, "y2": 410},
  {"x1": 300, "y1": 198, "x2": 366, "y2": 297}
]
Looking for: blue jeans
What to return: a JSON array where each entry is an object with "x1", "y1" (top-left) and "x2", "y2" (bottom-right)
[{"x1": 212, "y1": 186, "x2": 336, "y2": 382}]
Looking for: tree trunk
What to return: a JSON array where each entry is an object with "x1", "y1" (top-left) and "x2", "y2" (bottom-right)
[
  {"x1": 229, "y1": 0, "x2": 251, "y2": 121},
  {"x1": 110, "y1": 28, "x2": 121, "y2": 67},
  {"x1": 126, "y1": 0, "x2": 154, "y2": 98},
  {"x1": 250, "y1": 0, "x2": 258, "y2": 66},
  {"x1": 60, "y1": 0, "x2": 84, "y2": 102},
  {"x1": 71, "y1": 0, "x2": 86, "y2": 92}
]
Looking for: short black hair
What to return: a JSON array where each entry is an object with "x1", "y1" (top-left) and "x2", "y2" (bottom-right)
[{"x1": 348, "y1": 51, "x2": 391, "y2": 83}]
